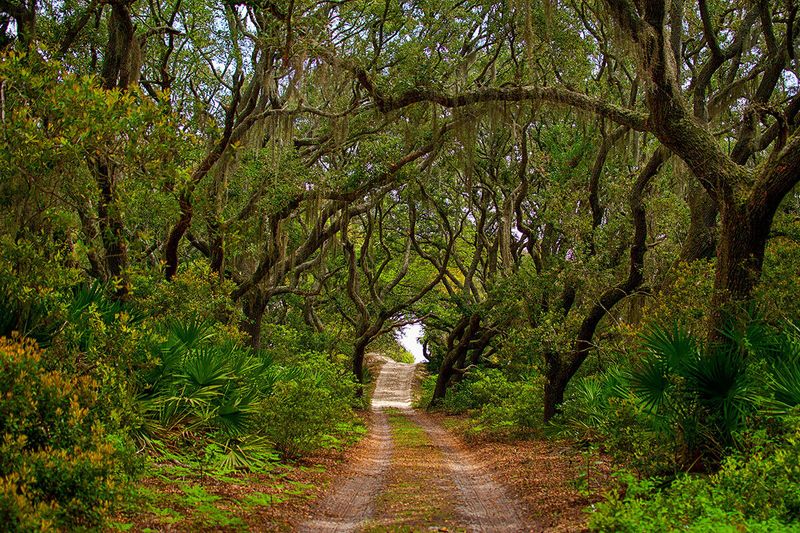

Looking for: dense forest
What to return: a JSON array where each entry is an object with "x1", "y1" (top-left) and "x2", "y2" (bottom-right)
[{"x1": 1, "y1": 0, "x2": 799, "y2": 530}]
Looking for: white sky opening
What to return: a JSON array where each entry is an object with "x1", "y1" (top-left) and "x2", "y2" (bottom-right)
[{"x1": 397, "y1": 323, "x2": 426, "y2": 363}]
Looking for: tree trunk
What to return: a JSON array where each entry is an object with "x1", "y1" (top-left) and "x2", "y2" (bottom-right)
[
  {"x1": 542, "y1": 147, "x2": 666, "y2": 421},
  {"x1": 353, "y1": 335, "x2": 370, "y2": 391},
  {"x1": 543, "y1": 360, "x2": 568, "y2": 422},
  {"x1": 95, "y1": 160, "x2": 129, "y2": 298},
  {"x1": 707, "y1": 203, "x2": 769, "y2": 336},
  {"x1": 429, "y1": 314, "x2": 477, "y2": 406},
  {"x1": 165, "y1": 195, "x2": 191, "y2": 281},
  {"x1": 241, "y1": 292, "x2": 265, "y2": 349},
  {"x1": 431, "y1": 364, "x2": 455, "y2": 405},
  {"x1": 100, "y1": 0, "x2": 140, "y2": 90},
  {"x1": 4, "y1": 0, "x2": 36, "y2": 50},
  {"x1": 679, "y1": 184, "x2": 718, "y2": 262}
]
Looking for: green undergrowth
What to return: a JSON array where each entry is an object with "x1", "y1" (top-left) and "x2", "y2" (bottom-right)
[
  {"x1": 0, "y1": 272, "x2": 370, "y2": 530},
  {"x1": 111, "y1": 453, "x2": 323, "y2": 531},
  {"x1": 112, "y1": 410, "x2": 367, "y2": 530},
  {"x1": 589, "y1": 421, "x2": 800, "y2": 532},
  {"x1": 559, "y1": 319, "x2": 800, "y2": 531},
  {"x1": 419, "y1": 368, "x2": 543, "y2": 439}
]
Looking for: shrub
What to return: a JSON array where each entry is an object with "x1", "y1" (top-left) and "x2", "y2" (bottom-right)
[
  {"x1": 443, "y1": 368, "x2": 515, "y2": 412},
  {"x1": 558, "y1": 319, "x2": 800, "y2": 475},
  {"x1": 259, "y1": 351, "x2": 358, "y2": 455},
  {"x1": 555, "y1": 370, "x2": 678, "y2": 477},
  {"x1": 440, "y1": 368, "x2": 544, "y2": 436},
  {"x1": 133, "y1": 319, "x2": 361, "y2": 466},
  {"x1": 589, "y1": 424, "x2": 800, "y2": 532},
  {"x1": 0, "y1": 336, "x2": 128, "y2": 530},
  {"x1": 131, "y1": 318, "x2": 276, "y2": 468}
]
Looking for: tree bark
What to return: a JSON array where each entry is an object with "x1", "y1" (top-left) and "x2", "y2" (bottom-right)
[
  {"x1": 679, "y1": 183, "x2": 718, "y2": 262},
  {"x1": 95, "y1": 161, "x2": 129, "y2": 298},
  {"x1": 353, "y1": 334, "x2": 370, "y2": 386},
  {"x1": 430, "y1": 314, "x2": 478, "y2": 406},
  {"x1": 241, "y1": 291, "x2": 266, "y2": 349},
  {"x1": 707, "y1": 203, "x2": 771, "y2": 336}
]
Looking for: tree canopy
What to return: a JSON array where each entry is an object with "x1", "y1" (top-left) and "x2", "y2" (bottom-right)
[{"x1": 0, "y1": 0, "x2": 799, "y2": 528}]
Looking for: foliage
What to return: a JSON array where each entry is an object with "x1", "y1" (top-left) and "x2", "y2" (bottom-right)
[
  {"x1": 0, "y1": 0, "x2": 799, "y2": 526},
  {"x1": 556, "y1": 318, "x2": 800, "y2": 474},
  {"x1": 259, "y1": 351, "x2": 359, "y2": 455},
  {"x1": 555, "y1": 370, "x2": 678, "y2": 477},
  {"x1": 370, "y1": 333, "x2": 416, "y2": 364},
  {"x1": 0, "y1": 235, "x2": 83, "y2": 343},
  {"x1": 589, "y1": 423, "x2": 800, "y2": 532},
  {"x1": 630, "y1": 322, "x2": 757, "y2": 464},
  {"x1": 135, "y1": 320, "x2": 360, "y2": 467},
  {"x1": 0, "y1": 336, "x2": 133, "y2": 530},
  {"x1": 438, "y1": 368, "x2": 544, "y2": 437},
  {"x1": 133, "y1": 261, "x2": 243, "y2": 334}
]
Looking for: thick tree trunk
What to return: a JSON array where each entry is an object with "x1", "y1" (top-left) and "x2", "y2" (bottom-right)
[
  {"x1": 543, "y1": 354, "x2": 567, "y2": 422},
  {"x1": 680, "y1": 184, "x2": 718, "y2": 262},
  {"x1": 352, "y1": 334, "x2": 370, "y2": 394},
  {"x1": 83, "y1": 0, "x2": 141, "y2": 297},
  {"x1": 241, "y1": 292, "x2": 265, "y2": 349},
  {"x1": 430, "y1": 314, "x2": 477, "y2": 406},
  {"x1": 165, "y1": 195, "x2": 192, "y2": 281},
  {"x1": 100, "y1": 0, "x2": 140, "y2": 90},
  {"x1": 303, "y1": 297, "x2": 324, "y2": 332},
  {"x1": 707, "y1": 203, "x2": 770, "y2": 337},
  {"x1": 95, "y1": 161, "x2": 129, "y2": 298},
  {"x1": 431, "y1": 369, "x2": 449, "y2": 404}
]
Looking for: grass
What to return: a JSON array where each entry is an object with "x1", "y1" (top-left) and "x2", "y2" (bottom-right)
[{"x1": 385, "y1": 408, "x2": 429, "y2": 447}]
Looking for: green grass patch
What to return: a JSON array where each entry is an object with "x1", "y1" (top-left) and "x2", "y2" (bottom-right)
[{"x1": 385, "y1": 410, "x2": 430, "y2": 447}]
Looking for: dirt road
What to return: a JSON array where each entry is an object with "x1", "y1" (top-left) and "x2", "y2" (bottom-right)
[{"x1": 299, "y1": 356, "x2": 531, "y2": 532}]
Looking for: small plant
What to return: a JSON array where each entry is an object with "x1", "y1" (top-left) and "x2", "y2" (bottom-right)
[{"x1": 434, "y1": 368, "x2": 544, "y2": 437}]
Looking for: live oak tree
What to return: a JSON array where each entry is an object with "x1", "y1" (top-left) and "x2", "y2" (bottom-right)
[
  {"x1": 1, "y1": 0, "x2": 797, "y2": 419},
  {"x1": 336, "y1": 186, "x2": 454, "y2": 384},
  {"x1": 321, "y1": 0, "x2": 799, "y2": 413}
]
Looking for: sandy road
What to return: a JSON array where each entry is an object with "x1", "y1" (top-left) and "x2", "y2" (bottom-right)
[{"x1": 298, "y1": 356, "x2": 530, "y2": 532}]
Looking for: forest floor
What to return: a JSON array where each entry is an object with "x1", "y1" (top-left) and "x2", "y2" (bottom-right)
[{"x1": 114, "y1": 356, "x2": 601, "y2": 532}]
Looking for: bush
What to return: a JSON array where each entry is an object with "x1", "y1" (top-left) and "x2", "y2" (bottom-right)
[
  {"x1": 558, "y1": 318, "x2": 800, "y2": 475},
  {"x1": 0, "y1": 336, "x2": 129, "y2": 530},
  {"x1": 555, "y1": 371, "x2": 678, "y2": 477},
  {"x1": 259, "y1": 352, "x2": 358, "y2": 455},
  {"x1": 443, "y1": 368, "x2": 515, "y2": 412},
  {"x1": 439, "y1": 368, "x2": 544, "y2": 437},
  {"x1": 131, "y1": 319, "x2": 361, "y2": 467},
  {"x1": 589, "y1": 424, "x2": 800, "y2": 532}
]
